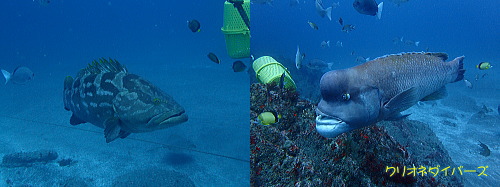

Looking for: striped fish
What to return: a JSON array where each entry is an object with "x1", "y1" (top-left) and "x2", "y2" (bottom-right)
[{"x1": 63, "y1": 58, "x2": 188, "y2": 143}]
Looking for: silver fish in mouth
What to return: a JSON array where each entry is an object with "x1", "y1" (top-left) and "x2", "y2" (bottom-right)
[
  {"x1": 316, "y1": 52, "x2": 465, "y2": 138},
  {"x1": 63, "y1": 58, "x2": 188, "y2": 143}
]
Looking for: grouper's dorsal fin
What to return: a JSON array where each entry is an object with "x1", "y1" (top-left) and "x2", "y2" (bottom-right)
[{"x1": 78, "y1": 58, "x2": 128, "y2": 76}]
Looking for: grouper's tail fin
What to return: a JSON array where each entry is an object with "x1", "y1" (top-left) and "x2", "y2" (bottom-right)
[{"x1": 451, "y1": 56, "x2": 465, "y2": 83}]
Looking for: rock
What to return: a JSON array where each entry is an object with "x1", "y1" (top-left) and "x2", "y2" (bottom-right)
[{"x1": 1, "y1": 150, "x2": 58, "y2": 168}]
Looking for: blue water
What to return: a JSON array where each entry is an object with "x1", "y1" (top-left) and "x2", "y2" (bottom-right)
[
  {"x1": 252, "y1": 0, "x2": 499, "y2": 186},
  {"x1": 0, "y1": 1, "x2": 249, "y2": 186}
]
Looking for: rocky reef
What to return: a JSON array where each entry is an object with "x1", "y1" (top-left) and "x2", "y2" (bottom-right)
[{"x1": 250, "y1": 83, "x2": 464, "y2": 186}]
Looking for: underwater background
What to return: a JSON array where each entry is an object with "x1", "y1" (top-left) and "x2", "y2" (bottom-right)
[
  {"x1": 0, "y1": 0, "x2": 249, "y2": 186},
  {"x1": 251, "y1": 0, "x2": 498, "y2": 186}
]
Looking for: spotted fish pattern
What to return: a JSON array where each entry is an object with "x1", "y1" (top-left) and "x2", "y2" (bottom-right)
[{"x1": 63, "y1": 58, "x2": 188, "y2": 143}]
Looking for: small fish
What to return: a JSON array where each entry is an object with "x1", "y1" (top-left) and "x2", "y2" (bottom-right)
[
  {"x1": 389, "y1": 0, "x2": 410, "y2": 6},
  {"x1": 1, "y1": 66, "x2": 34, "y2": 85},
  {"x1": 279, "y1": 72, "x2": 286, "y2": 89},
  {"x1": 321, "y1": 40, "x2": 330, "y2": 48},
  {"x1": 392, "y1": 36, "x2": 404, "y2": 45},
  {"x1": 476, "y1": 62, "x2": 492, "y2": 70},
  {"x1": 315, "y1": 0, "x2": 333, "y2": 20},
  {"x1": 355, "y1": 56, "x2": 370, "y2": 63},
  {"x1": 498, "y1": 104, "x2": 500, "y2": 115},
  {"x1": 464, "y1": 79, "x2": 473, "y2": 89},
  {"x1": 351, "y1": 51, "x2": 356, "y2": 56},
  {"x1": 336, "y1": 41, "x2": 343, "y2": 47},
  {"x1": 332, "y1": 1, "x2": 340, "y2": 9},
  {"x1": 34, "y1": 0, "x2": 50, "y2": 6},
  {"x1": 257, "y1": 112, "x2": 281, "y2": 125},
  {"x1": 474, "y1": 73, "x2": 488, "y2": 81},
  {"x1": 308, "y1": 21, "x2": 319, "y2": 30},
  {"x1": 478, "y1": 141, "x2": 491, "y2": 157},
  {"x1": 305, "y1": 59, "x2": 333, "y2": 71},
  {"x1": 207, "y1": 52, "x2": 220, "y2": 64},
  {"x1": 232, "y1": 61, "x2": 247, "y2": 72},
  {"x1": 342, "y1": 24, "x2": 355, "y2": 33},
  {"x1": 353, "y1": 0, "x2": 384, "y2": 19},
  {"x1": 187, "y1": 20, "x2": 201, "y2": 33},
  {"x1": 404, "y1": 40, "x2": 420, "y2": 47},
  {"x1": 338, "y1": 17, "x2": 344, "y2": 26},
  {"x1": 295, "y1": 45, "x2": 305, "y2": 70},
  {"x1": 251, "y1": 0, "x2": 274, "y2": 6}
]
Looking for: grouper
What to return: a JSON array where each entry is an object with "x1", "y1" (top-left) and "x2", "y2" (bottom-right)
[
  {"x1": 316, "y1": 52, "x2": 465, "y2": 138},
  {"x1": 63, "y1": 58, "x2": 188, "y2": 143}
]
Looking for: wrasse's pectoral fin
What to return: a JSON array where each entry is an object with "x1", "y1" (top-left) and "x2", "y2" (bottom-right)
[
  {"x1": 104, "y1": 117, "x2": 123, "y2": 143},
  {"x1": 69, "y1": 114, "x2": 86, "y2": 125},
  {"x1": 384, "y1": 87, "x2": 418, "y2": 114},
  {"x1": 421, "y1": 86, "x2": 447, "y2": 101}
]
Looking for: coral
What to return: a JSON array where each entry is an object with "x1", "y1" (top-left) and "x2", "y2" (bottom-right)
[{"x1": 250, "y1": 83, "x2": 464, "y2": 186}]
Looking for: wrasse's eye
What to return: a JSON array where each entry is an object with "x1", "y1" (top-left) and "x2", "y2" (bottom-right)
[{"x1": 342, "y1": 93, "x2": 350, "y2": 101}]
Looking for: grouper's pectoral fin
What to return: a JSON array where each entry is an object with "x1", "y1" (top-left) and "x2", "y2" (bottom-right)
[
  {"x1": 383, "y1": 87, "x2": 418, "y2": 117},
  {"x1": 69, "y1": 114, "x2": 86, "y2": 125},
  {"x1": 120, "y1": 132, "x2": 131, "y2": 139},
  {"x1": 63, "y1": 76, "x2": 74, "y2": 111},
  {"x1": 104, "y1": 117, "x2": 129, "y2": 143}
]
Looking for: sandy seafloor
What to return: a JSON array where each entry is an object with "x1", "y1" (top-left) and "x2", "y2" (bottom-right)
[
  {"x1": 404, "y1": 93, "x2": 499, "y2": 186},
  {"x1": 0, "y1": 58, "x2": 250, "y2": 186}
]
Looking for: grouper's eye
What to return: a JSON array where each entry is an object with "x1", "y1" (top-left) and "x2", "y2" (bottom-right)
[
  {"x1": 342, "y1": 93, "x2": 350, "y2": 101},
  {"x1": 152, "y1": 98, "x2": 163, "y2": 105}
]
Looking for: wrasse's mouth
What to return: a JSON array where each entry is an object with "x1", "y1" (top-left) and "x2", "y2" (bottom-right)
[
  {"x1": 315, "y1": 109, "x2": 343, "y2": 123},
  {"x1": 315, "y1": 109, "x2": 349, "y2": 138},
  {"x1": 315, "y1": 114, "x2": 343, "y2": 124}
]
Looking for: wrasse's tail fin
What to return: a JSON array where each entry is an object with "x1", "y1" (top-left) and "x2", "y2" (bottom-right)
[
  {"x1": 451, "y1": 56, "x2": 465, "y2": 83},
  {"x1": 376, "y1": 2, "x2": 384, "y2": 19},
  {"x1": 325, "y1": 7, "x2": 332, "y2": 21}
]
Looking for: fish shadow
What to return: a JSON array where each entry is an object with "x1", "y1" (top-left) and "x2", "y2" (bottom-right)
[{"x1": 162, "y1": 152, "x2": 195, "y2": 166}]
